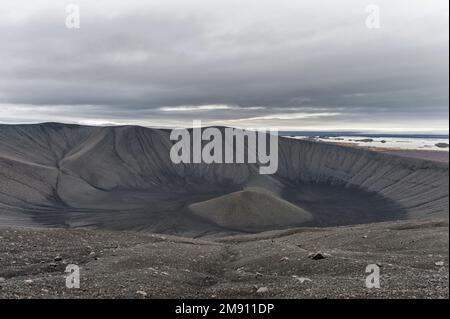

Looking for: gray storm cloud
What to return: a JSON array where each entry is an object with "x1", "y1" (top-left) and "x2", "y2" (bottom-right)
[{"x1": 0, "y1": 0, "x2": 448, "y2": 131}]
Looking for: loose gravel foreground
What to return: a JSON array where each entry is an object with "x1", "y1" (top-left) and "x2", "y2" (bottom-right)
[{"x1": 0, "y1": 217, "x2": 448, "y2": 299}]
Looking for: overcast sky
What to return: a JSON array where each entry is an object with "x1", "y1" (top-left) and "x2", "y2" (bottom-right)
[{"x1": 0, "y1": 0, "x2": 448, "y2": 132}]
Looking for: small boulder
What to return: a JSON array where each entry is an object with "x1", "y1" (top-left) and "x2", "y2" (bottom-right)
[
  {"x1": 256, "y1": 287, "x2": 269, "y2": 294},
  {"x1": 308, "y1": 252, "x2": 326, "y2": 260}
]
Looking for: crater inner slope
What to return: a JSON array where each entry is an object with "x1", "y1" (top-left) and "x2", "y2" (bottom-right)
[{"x1": 0, "y1": 123, "x2": 448, "y2": 236}]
